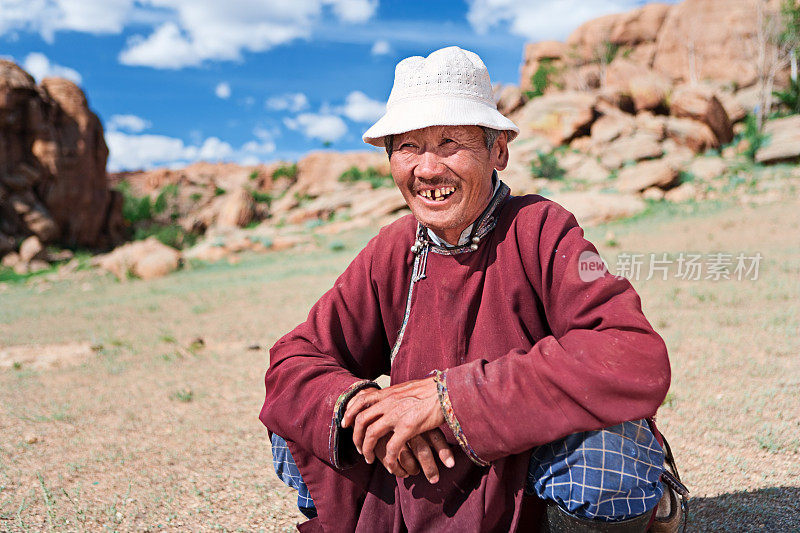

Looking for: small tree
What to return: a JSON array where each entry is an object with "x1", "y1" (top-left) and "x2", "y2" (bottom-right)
[
  {"x1": 753, "y1": 0, "x2": 797, "y2": 129},
  {"x1": 780, "y1": 0, "x2": 800, "y2": 82}
]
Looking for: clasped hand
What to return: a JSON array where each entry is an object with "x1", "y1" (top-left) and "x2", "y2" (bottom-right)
[{"x1": 341, "y1": 377, "x2": 455, "y2": 483}]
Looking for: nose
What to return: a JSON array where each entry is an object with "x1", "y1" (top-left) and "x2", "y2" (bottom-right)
[{"x1": 414, "y1": 150, "x2": 445, "y2": 180}]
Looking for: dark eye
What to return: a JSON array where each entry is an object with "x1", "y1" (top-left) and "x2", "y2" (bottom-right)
[
  {"x1": 442, "y1": 138, "x2": 454, "y2": 144},
  {"x1": 399, "y1": 142, "x2": 416, "y2": 149}
]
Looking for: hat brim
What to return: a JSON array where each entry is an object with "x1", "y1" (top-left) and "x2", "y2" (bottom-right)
[{"x1": 362, "y1": 96, "x2": 520, "y2": 147}]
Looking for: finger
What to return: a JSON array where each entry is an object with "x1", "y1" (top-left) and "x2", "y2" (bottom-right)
[
  {"x1": 408, "y1": 435, "x2": 439, "y2": 483},
  {"x1": 398, "y1": 445, "x2": 420, "y2": 477},
  {"x1": 352, "y1": 404, "x2": 387, "y2": 454},
  {"x1": 384, "y1": 425, "x2": 417, "y2": 468},
  {"x1": 375, "y1": 437, "x2": 409, "y2": 478},
  {"x1": 361, "y1": 417, "x2": 393, "y2": 464},
  {"x1": 427, "y1": 429, "x2": 456, "y2": 468},
  {"x1": 342, "y1": 390, "x2": 379, "y2": 428}
]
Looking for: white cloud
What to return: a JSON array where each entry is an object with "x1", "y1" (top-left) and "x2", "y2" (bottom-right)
[
  {"x1": 107, "y1": 114, "x2": 151, "y2": 133},
  {"x1": 106, "y1": 130, "x2": 276, "y2": 171},
  {"x1": 370, "y1": 39, "x2": 390, "y2": 56},
  {"x1": 266, "y1": 92, "x2": 309, "y2": 112},
  {"x1": 119, "y1": 21, "x2": 208, "y2": 69},
  {"x1": 465, "y1": 0, "x2": 664, "y2": 41},
  {"x1": 0, "y1": 0, "x2": 133, "y2": 42},
  {"x1": 284, "y1": 113, "x2": 348, "y2": 143},
  {"x1": 215, "y1": 81, "x2": 231, "y2": 99},
  {"x1": 338, "y1": 91, "x2": 384, "y2": 123},
  {"x1": 106, "y1": 131, "x2": 187, "y2": 171},
  {"x1": 183, "y1": 136, "x2": 235, "y2": 161},
  {"x1": 118, "y1": 0, "x2": 378, "y2": 69},
  {"x1": 22, "y1": 52, "x2": 82, "y2": 84},
  {"x1": 324, "y1": 0, "x2": 377, "y2": 23}
]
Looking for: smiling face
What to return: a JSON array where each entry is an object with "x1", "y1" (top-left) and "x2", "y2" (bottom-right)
[{"x1": 389, "y1": 125, "x2": 508, "y2": 245}]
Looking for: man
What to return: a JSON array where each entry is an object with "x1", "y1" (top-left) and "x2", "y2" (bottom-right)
[{"x1": 261, "y1": 47, "x2": 677, "y2": 532}]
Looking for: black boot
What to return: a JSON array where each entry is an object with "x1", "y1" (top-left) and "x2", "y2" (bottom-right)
[{"x1": 541, "y1": 503, "x2": 652, "y2": 533}]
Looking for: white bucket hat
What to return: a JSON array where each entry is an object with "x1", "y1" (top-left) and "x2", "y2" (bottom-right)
[{"x1": 362, "y1": 46, "x2": 520, "y2": 147}]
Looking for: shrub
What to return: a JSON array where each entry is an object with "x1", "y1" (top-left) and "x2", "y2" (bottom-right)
[
  {"x1": 133, "y1": 224, "x2": 197, "y2": 249},
  {"x1": 251, "y1": 191, "x2": 272, "y2": 205},
  {"x1": 338, "y1": 166, "x2": 393, "y2": 188},
  {"x1": 524, "y1": 58, "x2": 560, "y2": 100},
  {"x1": 773, "y1": 77, "x2": 800, "y2": 115},
  {"x1": 529, "y1": 151, "x2": 566, "y2": 180},
  {"x1": 153, "y1": 183, "x2": 178, "y2": 214},
  {"x1": 273, "y1": 164, "x2": 298, "y2": 180},
  {"x1": 116, "y1": 182, "x2": 152, "y2": 224},
  {"x1": 740, "y1": 114, "x2": 768, "y2": 161}
]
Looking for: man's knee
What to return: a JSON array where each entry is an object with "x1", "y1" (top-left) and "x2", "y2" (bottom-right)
[
  {"x1": 526, "y1": 419, "x2": 664, "y2": 521},
  {"x1": 270, "y1": 433, "x2": 317, "y2": 518}
]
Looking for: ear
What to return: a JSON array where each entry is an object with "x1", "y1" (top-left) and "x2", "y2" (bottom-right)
[{"x1": 491, "y1": 131, "x2": 509, "y2": 171}]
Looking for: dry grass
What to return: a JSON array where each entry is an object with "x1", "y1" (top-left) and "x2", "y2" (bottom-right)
[{"x1": 1, "y1": 197, "x2": 798, "y2": 531}]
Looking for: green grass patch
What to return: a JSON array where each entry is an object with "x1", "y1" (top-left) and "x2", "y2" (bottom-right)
[{"x1": 338, "y1": 166, "x2": 393, "y2": 189}]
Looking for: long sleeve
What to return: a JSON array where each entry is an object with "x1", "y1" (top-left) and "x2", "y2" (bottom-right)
[
  {"x1": 259, "y1": 234, "x2": 392, "y2": 468},
  {"x1": 443, "y1": 200, "x2": 671, "y2": 464}
]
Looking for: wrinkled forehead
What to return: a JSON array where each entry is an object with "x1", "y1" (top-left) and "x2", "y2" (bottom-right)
[{"x1": 393, "y1": 125, "x2": 483, "y2": 142}]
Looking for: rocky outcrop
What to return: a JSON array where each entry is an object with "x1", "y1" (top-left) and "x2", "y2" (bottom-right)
[
  {"x1": 669, "y1": 85, "x2": 733, "y2": 145},
  {"x1": 520, "y1": 0, "x2": 787, "y2": 95},
  {"x1": 0, "y1": 60, "x2": 123, "y2": 260},
  {"x1": 511, "y1": 92, "x2": 597, "y2": 145},
  {"x1": 755, "y1": 115, "x2": 800, "y2": 164}
]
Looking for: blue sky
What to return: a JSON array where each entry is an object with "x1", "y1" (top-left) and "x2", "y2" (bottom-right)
[{"x1": 0, "y1": 0, "x2": 671, "y2": 171}]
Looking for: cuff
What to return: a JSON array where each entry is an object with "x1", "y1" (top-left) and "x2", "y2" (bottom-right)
[
  {"x1": 432, "y1": 370, "x2": 489, "y2": 467},
  {"x1": 328, "y1": 380, "x2": 381, "y2": 469}
]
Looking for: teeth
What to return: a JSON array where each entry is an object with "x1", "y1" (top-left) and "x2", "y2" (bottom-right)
[{"x1": 420, "y1": 187, "x2": 455, "y2": 201}]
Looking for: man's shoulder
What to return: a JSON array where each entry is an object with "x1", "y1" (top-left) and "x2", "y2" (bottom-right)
[
  {"x1": 355, "y1": 213, "x2": 417, "y2": 264},
  {"x1": 503, "y1": 193, "x2": 579, "y2": 229},
  {"x1": 375, "y1": 212, "x2": 418, "y2": 244}
]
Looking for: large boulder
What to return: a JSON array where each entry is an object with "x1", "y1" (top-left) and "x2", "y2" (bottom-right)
[
  {"x1": 0, "y1": 60, "x2": 123, "y2": 259},
  {"x1": 652, "y1": 0, "x2": 781, "y2": 87},
  {"x1": 664, "y1": 116, "x2": 718, "y2": 153},
  {"x1": 564, "y1": 157, "x2": 610, "y2": 183},
  {"x1": 513, "y1": 92, "x2": 597, "y2": 145},
  {"x1": 605, "y1": 59, "x2": 672, "y2": 112},
  {"x1": 609, "y1": 3, "x2": 673, "y2": 45},
  {"x1": 686, "y1": 156, "x2": 727, "y2": 181},
  {"x1": 566, "y1": 13, "x2": 623, "y2": 62},
  {"x1": 95, "y1": 237, "x2": 181, "y2": 280},
  {"x1": 216, "y1": 188, "x2": 255, "y2": 228},
  {"x1": 590, "y1": 112, "x2": 636, "y2": 144},
  {"x1": 669, "y1": 85, "x2": 733, "y2": 145},
  {"x1": 616, "y1": 159, "x2": 679, "y2": 193},
  {"x1": 547, "y1": 191, "x2": 647, "y2": 226},
  {"x1": 755, "y1": 115, "x2": 800, "y2": 164},
  {"x1": 598, "y1": 133, "x2": 663, "y2": 169}
]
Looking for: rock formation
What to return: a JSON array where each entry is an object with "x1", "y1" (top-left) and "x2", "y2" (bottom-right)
[{"x1": 0, "y1": 60, "x2": 123, "y2": 261}]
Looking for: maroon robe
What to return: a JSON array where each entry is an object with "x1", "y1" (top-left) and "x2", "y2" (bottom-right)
[{"x1": 260, "y1": 189, "x2": 670, "y2": 532}]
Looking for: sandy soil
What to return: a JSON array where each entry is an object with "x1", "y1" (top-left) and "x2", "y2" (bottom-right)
[{"x1": 0, "y1": 196, "x2": 798, "y2": 531}]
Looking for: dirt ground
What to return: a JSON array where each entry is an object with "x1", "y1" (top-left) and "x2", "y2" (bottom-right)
[{"x1": 1, "y1": 196, "x2": 798, "y2": 532}]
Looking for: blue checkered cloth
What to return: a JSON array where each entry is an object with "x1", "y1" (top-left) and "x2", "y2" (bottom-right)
[
  {"x1": 270, "y1": 433, "x2": 317, "y2": 519},
  {"x1": 526, "y1": 419, "x2": 664, "y2": 521},
  {"x1": 270, "y1": 419, "x2": 663, "y2": 522}
]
